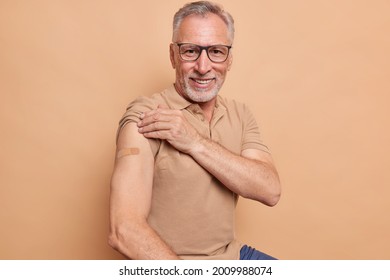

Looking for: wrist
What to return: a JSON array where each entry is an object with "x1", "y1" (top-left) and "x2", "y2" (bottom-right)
[{"x1": 187, "y1": 133, "x2": 206, "y2": 156}]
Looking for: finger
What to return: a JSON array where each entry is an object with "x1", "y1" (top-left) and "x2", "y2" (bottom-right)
[
  {"x1": 138, "y1": 113, "x2": 174, "y2": 127},
  {"x1": 141, "y1": 105, "x2": 169, "y2": 119},
  {"x1": 157, "y1": 104, "x2": 169, "y2": 110},
  {"x1": 142, "y1": 130, "x2": 171, "y2": 140},
  {"x1": 138, "y1": 121, "x2": 172, "y2": 133},
  {"x1": 139, "y1": 109, "x2": 163, "y2": 121}
]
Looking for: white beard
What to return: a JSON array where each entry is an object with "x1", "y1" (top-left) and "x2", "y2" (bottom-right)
[{"x1": 182, "y1": 79, "x2": 221, "y2": 103}]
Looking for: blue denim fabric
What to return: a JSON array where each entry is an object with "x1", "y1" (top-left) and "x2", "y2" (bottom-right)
[{"x1": 239, "y1": 245, "x2": 277, "y2": 260}]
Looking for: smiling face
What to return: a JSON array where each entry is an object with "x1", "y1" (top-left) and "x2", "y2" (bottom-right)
[{"x1": 170, "y1": 13, "x2": 233, "y2": 104}]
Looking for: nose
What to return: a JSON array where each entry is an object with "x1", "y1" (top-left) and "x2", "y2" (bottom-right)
[{"x1": 194, "y1": 49, "x2": 212, "y2": 75}]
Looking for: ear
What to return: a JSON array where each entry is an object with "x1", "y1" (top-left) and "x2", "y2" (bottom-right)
[{"x1": 169, "y1": 44, "x2": 176, "y2": 69}]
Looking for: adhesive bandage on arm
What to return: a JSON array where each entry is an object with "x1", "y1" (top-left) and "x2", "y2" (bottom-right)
[{"x1": 116, "y1": 147, "x2": 140, "y2": 159}]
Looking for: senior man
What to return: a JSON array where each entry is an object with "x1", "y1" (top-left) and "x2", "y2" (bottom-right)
[{"x1": 109, "y1": 1, "x2": 281, "y2": 260}]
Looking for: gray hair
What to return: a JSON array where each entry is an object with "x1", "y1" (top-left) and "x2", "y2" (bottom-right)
[{"x1": 172, "y1": 1, "x2": 235, "y2": 43}]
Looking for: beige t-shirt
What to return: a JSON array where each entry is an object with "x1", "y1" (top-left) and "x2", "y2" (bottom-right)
[{"x1": 117, "y1": 85, "x2": 269, "y2": 259}]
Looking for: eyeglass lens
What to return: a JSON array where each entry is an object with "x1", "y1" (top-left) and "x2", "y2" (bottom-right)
[{"x1": 179, "y1": 44, "x2": 230, "y2": 62}]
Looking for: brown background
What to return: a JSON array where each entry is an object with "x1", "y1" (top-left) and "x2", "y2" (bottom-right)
[{"x1": 1, "y1": 0, "x2": 389, "y2": 259}]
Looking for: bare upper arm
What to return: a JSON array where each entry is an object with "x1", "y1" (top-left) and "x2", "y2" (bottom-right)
[
  {"x1": 242, "y1": 147, "x2": 281, "y2": 185},
  {"x1": 241, "y1": 148, "x2": 275, "y2": 166},
  {"x1": 110, "y1": 122, "x2": 155, "y2": 223},
  {"x1": 241, "y1": 148, "x2": 281, "y2": 206}
]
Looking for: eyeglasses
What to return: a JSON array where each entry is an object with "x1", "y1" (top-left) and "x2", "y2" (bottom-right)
[{"x1": 174, "y1": 43, "x2": 232, "y2": 63}]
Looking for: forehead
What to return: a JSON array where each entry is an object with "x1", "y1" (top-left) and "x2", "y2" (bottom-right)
[{"x1": 176, "y1": 13, "x2": 230, "y2": 45}]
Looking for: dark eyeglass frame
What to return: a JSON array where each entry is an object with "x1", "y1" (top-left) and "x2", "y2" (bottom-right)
[{"x1": 174, "y1": 43, "x2": 232, "y2": 63}]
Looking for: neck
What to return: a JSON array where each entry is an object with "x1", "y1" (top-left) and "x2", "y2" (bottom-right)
[
  {"x1": 198, "y1": 99, "x2": 216, "y2": 122},
  {"x1": 174, "y1": 83, "x2": 216, "y2": 122}
]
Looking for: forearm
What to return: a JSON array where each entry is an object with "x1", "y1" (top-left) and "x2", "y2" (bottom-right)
[
  {"x1": 109, "y1": 219, "x2": 180, "y2": 260},
  {"x1": 137, "y1": 107, "x2": 281, "y2": 205},
  {"x1": 189, "y1": 137, "x2": 281, "y2": 206}
]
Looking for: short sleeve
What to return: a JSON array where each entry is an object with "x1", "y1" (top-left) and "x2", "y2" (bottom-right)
[
  {"x1": 241, "y1": 104, "x2": 270, "y2": 153},
  {"x1": 116, "y1": 96, "x2": 161, "y2": 157}
]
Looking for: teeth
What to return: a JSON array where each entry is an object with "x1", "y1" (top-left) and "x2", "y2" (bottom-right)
[{"x1": 194, "y1": 79, "x2": 212, "y2": 84}]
